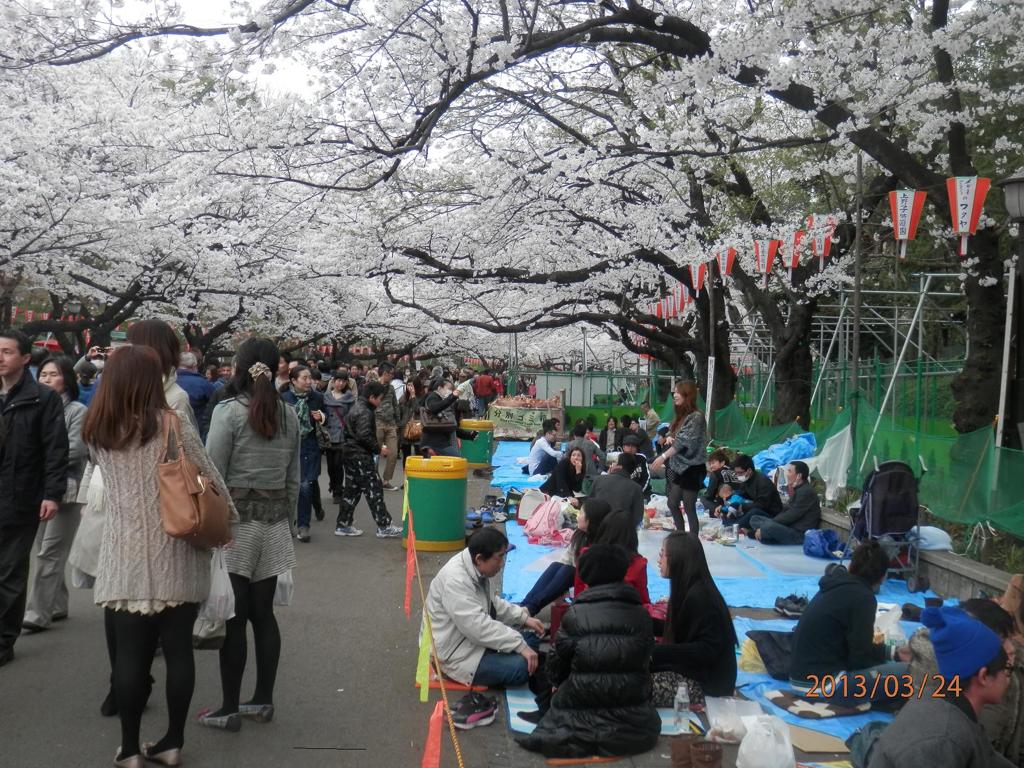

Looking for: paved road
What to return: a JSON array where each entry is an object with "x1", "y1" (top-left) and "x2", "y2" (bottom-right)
[{"x1": 2, "y1": 465, "x2": 758, "y2": 767}]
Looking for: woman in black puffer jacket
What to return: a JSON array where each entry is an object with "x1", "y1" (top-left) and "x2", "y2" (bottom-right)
[{"x1": 515, "y1": 545, "x2": 661, "y2": 758}]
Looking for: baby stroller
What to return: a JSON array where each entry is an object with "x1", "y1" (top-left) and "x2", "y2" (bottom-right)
[{"x1": 848, "y1": 459, "x2": 929, "y2": 593}]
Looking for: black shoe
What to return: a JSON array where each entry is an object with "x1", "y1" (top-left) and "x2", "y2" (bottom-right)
[
  {"x1": 21, "y1": 620, "x2": 46, "y2": 634},
  {"x1": 518, "y1": 709, "x2": 545, "y2": 724},
  {"x1": 0, "y1": 647, "x2": 13, "y2": 667},
  {"x1": 314, "y1": 504, "x2": 325, "y2": 522},
  {"x1": 774, "y1": 594, "x2": 807, "y2": 618}
]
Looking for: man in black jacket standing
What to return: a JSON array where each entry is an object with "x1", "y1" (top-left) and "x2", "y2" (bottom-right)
[
  {"x1": 334, "y1": 382, "x2": 402, "y2": 539},
  {"x1": 749, "y1": 461, "x2": 821, "y2": 544},
  {"x1": 0, "y1": 329, "x2": 68, "y2": 666},
  {"x1": 589, "y1": 453, "x2": 645, "y2": 528}
]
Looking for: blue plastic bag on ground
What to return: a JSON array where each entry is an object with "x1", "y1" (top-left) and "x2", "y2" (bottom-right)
[{"x1": 804, "y1": 528, "x2": 843, "y2": 559}]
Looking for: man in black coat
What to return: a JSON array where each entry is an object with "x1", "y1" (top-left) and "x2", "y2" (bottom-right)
[
  {"x1": 728, "y1": 453, "x2": 783, "y2": 533},
  {"x1": 790, "y1": 540, "x2": 909, "y2": 706},
  {"x1": 749, "y1": 461, "x2": 821, "y2": 544},
  {"x1": 588, "y1": 453, "x2": 645, "y2": 528},
  {"x1": 516, "y1": 545, "x2": 660, "y2": 758},
  {"x1": 0, "y1": 329, "x2": 69, "y2": 666},
  {"x1": 334, "y1": 381, "x2": 402, "y2": 539}
]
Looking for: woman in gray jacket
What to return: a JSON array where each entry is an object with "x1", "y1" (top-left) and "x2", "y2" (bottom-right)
[
  {"x1": 199, "y1": 338, "x2": 300, "y2": 732},
  {"x1": 23, "y1": 355, "x2": 88, "y2": 632}
]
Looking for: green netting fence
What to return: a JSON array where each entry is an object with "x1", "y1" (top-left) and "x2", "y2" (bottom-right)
[{"x1": 709, "y1": 392, "x2": 1024, "y2": 540}]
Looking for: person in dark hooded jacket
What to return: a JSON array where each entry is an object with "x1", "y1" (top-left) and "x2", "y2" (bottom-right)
[{"x1": 515, "y1": 544, "x2": 660, "y2": 759}]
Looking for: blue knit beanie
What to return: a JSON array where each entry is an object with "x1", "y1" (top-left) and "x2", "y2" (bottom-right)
[{"x1": 922, "y1": 606, "x2": 1002, "y2": 681}]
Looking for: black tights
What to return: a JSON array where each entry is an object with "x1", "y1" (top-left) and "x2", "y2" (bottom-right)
[
  {"x1": 107, "y1": 602, "x2": 198, "y2": 758},
  {"x1": 668, "y1": 483, "x2": 700, "y2": 535},
  {"x1": 215, "y1": 573, "x2": 280, "y2": 715}
]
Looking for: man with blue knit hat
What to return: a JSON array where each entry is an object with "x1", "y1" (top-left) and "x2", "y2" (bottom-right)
[{"x1": 869, "y1": 606, "x2": 1015, "y2": 767}]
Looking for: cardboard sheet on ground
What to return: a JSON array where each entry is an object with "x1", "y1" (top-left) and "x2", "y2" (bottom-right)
[
  {"x1": 789, "y1": 724, "x2": 850, "y2": 753},
  {"x1": 503, "y1": 686, "x2": 701, "y2": 736}
]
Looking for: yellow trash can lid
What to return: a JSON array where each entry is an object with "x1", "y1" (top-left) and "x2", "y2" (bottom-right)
[
  {"x1": 460, "y1": 419, "x2": 494, "y2": 430},
  {"x1": 405, "y1": 455, "x2": 469, "y2": 479}
]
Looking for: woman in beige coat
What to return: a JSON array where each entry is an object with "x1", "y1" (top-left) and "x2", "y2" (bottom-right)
[{"x1": 84, "y1": 345, "x2": 235, "y2": 768}]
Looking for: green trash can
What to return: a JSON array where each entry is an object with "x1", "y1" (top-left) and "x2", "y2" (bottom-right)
[
  {"x1": 458, "y1": 419, "x2": 494, "y2": 469},
  {"x1": 402, "y1": 456, "x2": 468, "y2": 551}
]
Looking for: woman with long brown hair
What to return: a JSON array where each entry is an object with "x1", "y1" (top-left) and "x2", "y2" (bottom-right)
[
  {"x1": 650, "y1": 380, "x2": 707, "y2": 534},
  {"x1": 199, "y1": 337, "x2": 299, "y2": 732},
  {"x1": 84, "y1": 345, "x2": 235, "y2": 768}
]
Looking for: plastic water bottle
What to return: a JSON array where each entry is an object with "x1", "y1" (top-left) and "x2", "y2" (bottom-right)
[
  {"x1": 695, "y1": 498, "x2": 706, "y2": 518},
  {"x1": 674, "y1": 684, "x2": 691, "y2": 727}
]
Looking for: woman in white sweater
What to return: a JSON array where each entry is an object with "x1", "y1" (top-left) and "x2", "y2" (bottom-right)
[{"x1": 84, "y1": 345, "x2": 235, "y2": 768}]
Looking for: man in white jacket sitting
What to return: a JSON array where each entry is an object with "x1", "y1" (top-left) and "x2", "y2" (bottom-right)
[{"x1": 424, "y1": 527, "x2": 545, "y2": 687}]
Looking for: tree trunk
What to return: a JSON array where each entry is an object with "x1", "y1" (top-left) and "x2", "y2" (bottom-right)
[
  {"x1": 771, "y1": 300, "x2": 816, "y2": 427},
  {"x1": 951, "y1": 228, "x2": 1007, "y2": 432}
]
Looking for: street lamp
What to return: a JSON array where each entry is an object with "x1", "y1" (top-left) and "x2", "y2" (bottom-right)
[
  {"x1": 998, "y1": 172, "x2": 1024, "y2": 222},
  {"x1": 995, "y1": 172, "x2": 1024, "y2": 447}
]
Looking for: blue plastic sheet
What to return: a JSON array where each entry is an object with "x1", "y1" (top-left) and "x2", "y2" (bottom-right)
[
  {"x1": 753, "y1": 432, "x2": 817, "y2": 474},
  {"x1": 492, "y1": 440, "x2": 531, "y2": 468}
]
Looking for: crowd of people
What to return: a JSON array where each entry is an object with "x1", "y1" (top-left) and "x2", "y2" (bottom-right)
[
  {"x1": 0, "y1": 324, "x2": 510, "y2": 766},
  {"x1": 4, "y1": 329, "x2": 1022, "y2": 766}
]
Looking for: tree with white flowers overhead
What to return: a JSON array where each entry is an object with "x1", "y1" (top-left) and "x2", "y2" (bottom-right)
[{"x1": 4, "y1": 0, "x2": 1022, "y2": 430}]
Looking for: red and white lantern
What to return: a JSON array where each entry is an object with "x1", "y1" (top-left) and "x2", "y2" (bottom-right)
[
  {"x1": 807, "y1": 214, "x2": 838, "y2": 269},
  {"x1": 946, "y1": 176, "x2": 991, "y2": 256},
  {"x1": 782, "y1": 230, "x2": 805, "y2": 281},
  {"x1": 25, "y1": 310, "x2": 34, "y2": 322},
  {"x1": 714, "y1": 247, "x2": 736, "y2": 278},
  {"x1": 753, "y1": 239, "x2": 780, "y2": 288},
  {"x1": 689, "y1": 263, "x2": 706, "y2": 295},
  {"x1": 888, "y1": 190, "x2": 927, "y2": 259},
  {"x1": 676, "y1": 281, "x2": 690, "y2": 311}
]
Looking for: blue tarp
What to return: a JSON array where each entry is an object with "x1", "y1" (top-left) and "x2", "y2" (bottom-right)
[{"x1": 753, "y1": 432, "x2": 817, "y2": 474}]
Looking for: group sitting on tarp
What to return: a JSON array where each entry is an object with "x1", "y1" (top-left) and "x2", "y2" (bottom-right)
[
  {"x1": 743, "y1": 540, "x2": 1024, "y2": 767},
  {"x1": 423, "y1": 519, "x2": 1024, "y2": 764},
  {"x1": 423, "y1": 526, "x2": 737, "y2": 758}
]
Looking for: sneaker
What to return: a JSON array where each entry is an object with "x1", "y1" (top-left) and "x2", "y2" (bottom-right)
[
  {"x1": 775, "y1": 595, "x2": 808, "y2": 618},
  {"x1": 480, "y1": 511, "x2": 494, "y2": 524},
  {"x1": 376, "y1": 525, "x2": 403, "y2": 539},
  {"x1": 466, "y1": 509, "x2": 482, "y2": 522},
  {"x1": 451, "y1": 693, "x2": 497, "y2": 730},
  {"x1": 383, "y1": 484, "x2": 403, "y2": 492},
  {"x1": 296, "y1": 527, "x2": 311, "y2": 543},
  {"x1": 334, "y1": 525, "x2": 364, "y2": 537}
]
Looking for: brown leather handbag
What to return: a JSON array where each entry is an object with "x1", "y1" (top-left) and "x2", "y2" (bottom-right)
[
  {"x1": 403, "y1": 419, "x2": 423, "y2": 442},
  {"x1": 158, "y1": 411, "x2": 231, "y2": 549}
]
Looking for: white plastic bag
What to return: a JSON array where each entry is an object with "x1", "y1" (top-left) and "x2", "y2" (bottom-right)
[
  {"x1": 198, "y1": 549, "x2": 235, "y2": 623},
  {"x1": 736, "y1": 715, "x2": 793, "y2": 768},
  {"x1": 274, "y1": 569, "x2": 294, "y2": 606},
  {"x1": 705, "y1": 696, "x2": 761, "y2": 743},
  {"x1": 875, "y1": 603, "x2": 906, "y2": 644}
]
